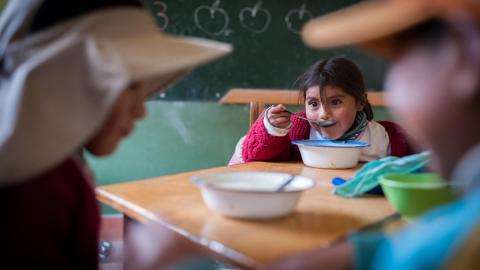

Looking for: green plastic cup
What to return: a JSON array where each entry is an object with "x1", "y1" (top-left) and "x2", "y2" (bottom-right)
[{"x1": 379, "y1": 173, "x2": 459, "y2": 220}]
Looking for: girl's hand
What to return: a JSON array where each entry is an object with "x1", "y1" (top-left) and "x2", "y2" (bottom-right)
[{"x1": 267, "y1": 104, "x2": 291, "y2": 129}]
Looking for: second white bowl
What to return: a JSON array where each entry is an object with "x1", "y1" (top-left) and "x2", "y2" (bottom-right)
[
  {"x1": 292, "y1": 140, "x2": 370, "y2": 169},
  {"x1": 191, "y1": 172, "x2": 315, "y2": 219}
]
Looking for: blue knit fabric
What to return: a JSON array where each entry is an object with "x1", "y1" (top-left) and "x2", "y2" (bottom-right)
[{"x1": 349, "y1": 188, "x2": 480, "y2": 270}]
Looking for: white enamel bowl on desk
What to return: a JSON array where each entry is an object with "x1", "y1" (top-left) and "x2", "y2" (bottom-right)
[
  {"x1": 192, "y1": 172, "x2": 315, "y2": 219},
  {"x1": 293, "y1": 140, "x2": 370, "y2": 169}
]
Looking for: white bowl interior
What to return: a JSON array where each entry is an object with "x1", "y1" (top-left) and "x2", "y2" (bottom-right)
[{"x1": 192, "y1": 172, "x2": 315, "y2": 193}]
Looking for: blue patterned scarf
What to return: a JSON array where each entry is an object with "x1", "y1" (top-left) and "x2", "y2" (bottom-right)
[{"x1": 337, "y1": 111, "x2": 368, "y2": 141}]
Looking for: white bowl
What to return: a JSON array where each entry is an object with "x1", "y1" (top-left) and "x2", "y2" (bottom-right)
[
  {"x1": 292, "y1": 140, "x2": 370, "y2": 169},
  {"x1": 191, "y1": 172, "x2": 315, "y2": 219}
]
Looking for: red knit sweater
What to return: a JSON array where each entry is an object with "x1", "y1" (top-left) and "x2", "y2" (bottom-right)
[
  {"x1": 0, "y1": 156, "x2": 100, "y2": 269},
  {"x1": 242, "y1": 112, "x2": 415, "y2": 162}
]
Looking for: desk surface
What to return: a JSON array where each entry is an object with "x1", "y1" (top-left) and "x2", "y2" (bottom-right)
[{"x1": 96, "y1": 162, "x2": 395, "y2": 269}]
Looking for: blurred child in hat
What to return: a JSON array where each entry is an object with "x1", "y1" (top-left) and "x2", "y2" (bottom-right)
[
  {"x1": 262, "y1": 0, "x2": 480, "y2": 269},
  {"x1": 0, "y1": 0, "x2": 230, "y2": 268}
]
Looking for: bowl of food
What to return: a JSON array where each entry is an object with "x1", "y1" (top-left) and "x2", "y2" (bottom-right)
[
  {"x1": 191, "y1": 172, "x2": 315, "y2": 219},
  {"x1": 380, "y1": 173, "x2": 460, "y2": 220},
  {"x1": 292, "y1": 140, "x2": 370, "y2": 169}
]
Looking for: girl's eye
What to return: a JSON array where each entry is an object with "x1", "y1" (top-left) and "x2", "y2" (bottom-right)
[
  {"x1": 330, "y1": 99, "x2": 342, "y2": 106},
  {"x1": 308, "y1": 100, "x2": 318, "y2": 107}
]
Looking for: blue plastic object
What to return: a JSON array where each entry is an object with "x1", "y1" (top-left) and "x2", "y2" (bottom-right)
[
  {"x1": 332, "y1": 177, "x2": 348, "y2": 186},
  {"x1": 331, "y1": 177, "x2": 384, "y2": 195}
]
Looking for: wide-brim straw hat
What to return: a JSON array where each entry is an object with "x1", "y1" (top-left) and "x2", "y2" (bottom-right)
[
  {"x1": 0, "y1": 1, "x2": 231, "y2": 184},
  {"x1": 301, "y1": 0, "x2": 480, "y2": 57}
]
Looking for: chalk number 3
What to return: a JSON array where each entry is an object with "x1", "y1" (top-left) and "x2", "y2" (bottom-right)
[{"x1": 153, "y1": 1, "x2": 169, "y2": 31}]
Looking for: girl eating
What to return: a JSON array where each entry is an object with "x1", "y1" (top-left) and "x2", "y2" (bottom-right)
[{"x1": 233, "y1": 57, "x2": 415, "y2": 164}]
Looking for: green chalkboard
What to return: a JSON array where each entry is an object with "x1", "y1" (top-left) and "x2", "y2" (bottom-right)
[{"x1": 144, "y1": 0, "x2": 388, "y2": 101}]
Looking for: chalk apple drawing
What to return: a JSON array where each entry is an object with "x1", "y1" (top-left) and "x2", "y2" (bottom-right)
[
  {"x1": 285, "y1": 4, "x2": 312, "y2": 34},
  {"x1": 194, "y1": 0, "x2": 231, "y2": 36},
  {"x1": 153, "y1": 1, "x2": 169, "y2": 31},
  {"x1": 239, "y1": 1, "x2": 271, "y2": 34}
]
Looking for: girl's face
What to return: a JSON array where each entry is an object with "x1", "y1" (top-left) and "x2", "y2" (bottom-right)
[
  {"x1": 305, "y1": 85, "x2": 363, "y2": 139},
  {"x1": 86, "y1": 83, "x2": 148, "y2": 156}
]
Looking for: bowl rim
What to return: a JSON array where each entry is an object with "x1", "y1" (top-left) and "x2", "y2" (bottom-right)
[
  {"x1": 379, "y1": 173, "x2": 451, "y2": 189},
  {"x1": 191, "y1": 171, "x2": 316, "y2": 194},
  {"x1": 292, "y1": 139, "x2": 370, "y2": 148}
]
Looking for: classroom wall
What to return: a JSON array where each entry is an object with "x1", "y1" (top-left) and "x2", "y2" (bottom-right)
[
  {"x1": 86, "y1": 101, "x2": 250, "y2": 185},
  {"x1": 87, "y1": 101, "x2": 392, "y2": 214}
]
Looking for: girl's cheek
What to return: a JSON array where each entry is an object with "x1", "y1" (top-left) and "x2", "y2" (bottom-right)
[
  {"x1": 335, "y1": 108, "x2": 354, "y2": 126},
  {"x1": 305, "y1": 110, "x2": 316, "y2": 120}
]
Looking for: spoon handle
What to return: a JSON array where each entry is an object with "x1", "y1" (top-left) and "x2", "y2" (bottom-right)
[
  {"x1": 290, "y1": 114, "x2": 312, "y2": 122},
  {"x1": 284, "y1": 110, "x2": 308, "y2": 120},
  {"x1": 284, "y1": 110, "x2": 336, "y2": 127},
  {"x1": 276, "y1": 174, "x2": 296, "y2": 192}
]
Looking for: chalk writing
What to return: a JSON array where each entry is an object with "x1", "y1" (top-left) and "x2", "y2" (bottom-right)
[
  {"x1": 239, "y1": 2, "x2": 271, "y2": 34},
  {"x1": 194, "y1": 0, "x2": 232, "y2": 36},
  {"x1": 285, "y1": 4, "x2": 312, "y2": 34},
  {"x1": 153, "y1": 1, "x2": 169, "y2": 31}
]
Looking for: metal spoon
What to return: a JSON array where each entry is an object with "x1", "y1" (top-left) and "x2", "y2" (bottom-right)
[
  {"x1": 284, "y1": 110, "x2": 336, "y2": 127},
  {"x1": 276, "y1": 174, "x2": 296, "y2": 192}
]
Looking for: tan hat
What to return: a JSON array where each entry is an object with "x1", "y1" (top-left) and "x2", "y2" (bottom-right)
[
  {"x1": 0, "y1": 3, "x2": 231, "y2": 185},
  {"x1": 301, "y1": 0, "x2": 480, "y2": 57}
]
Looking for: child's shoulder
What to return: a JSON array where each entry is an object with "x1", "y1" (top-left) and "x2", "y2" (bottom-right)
[
  {"x1": 375, "y1": 120, "x2": 407, "y2": 136},
  {"x1": 369, "y1": 120, "x2": 408, "y2": 141},
  {"x1": 375, "y1": 120, "x2": 416, "y2": 156}
]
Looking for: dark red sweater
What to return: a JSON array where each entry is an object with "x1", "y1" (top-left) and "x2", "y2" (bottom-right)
[
  {"x1": 0, "y1": 156, "x2": 100, "y2": 269},
  {"x1": 242, "y1": 112, "x2": 415, "y2": 162}
]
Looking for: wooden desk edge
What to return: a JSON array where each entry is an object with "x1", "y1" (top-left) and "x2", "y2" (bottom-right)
[
  {"x1": 96, "y1": 187, "x2": 261, "y2": 269},
  {"x1": 96, "y1": 188, "x2": 151, "y2": 224}
]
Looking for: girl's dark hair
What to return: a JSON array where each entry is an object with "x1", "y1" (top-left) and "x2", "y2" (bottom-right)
[{"x1": 297, "y1": 57, "x2": 374, "y2": 120}]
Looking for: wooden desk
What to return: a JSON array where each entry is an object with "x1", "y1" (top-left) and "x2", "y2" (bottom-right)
[{"x1": 96, "y1": 162, "x2": 395, "y2": 269}]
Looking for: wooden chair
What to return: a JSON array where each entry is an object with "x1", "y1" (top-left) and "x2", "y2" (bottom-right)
[{"x1": 220, "y1": 88, "x2": 387, "y2": 127}]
